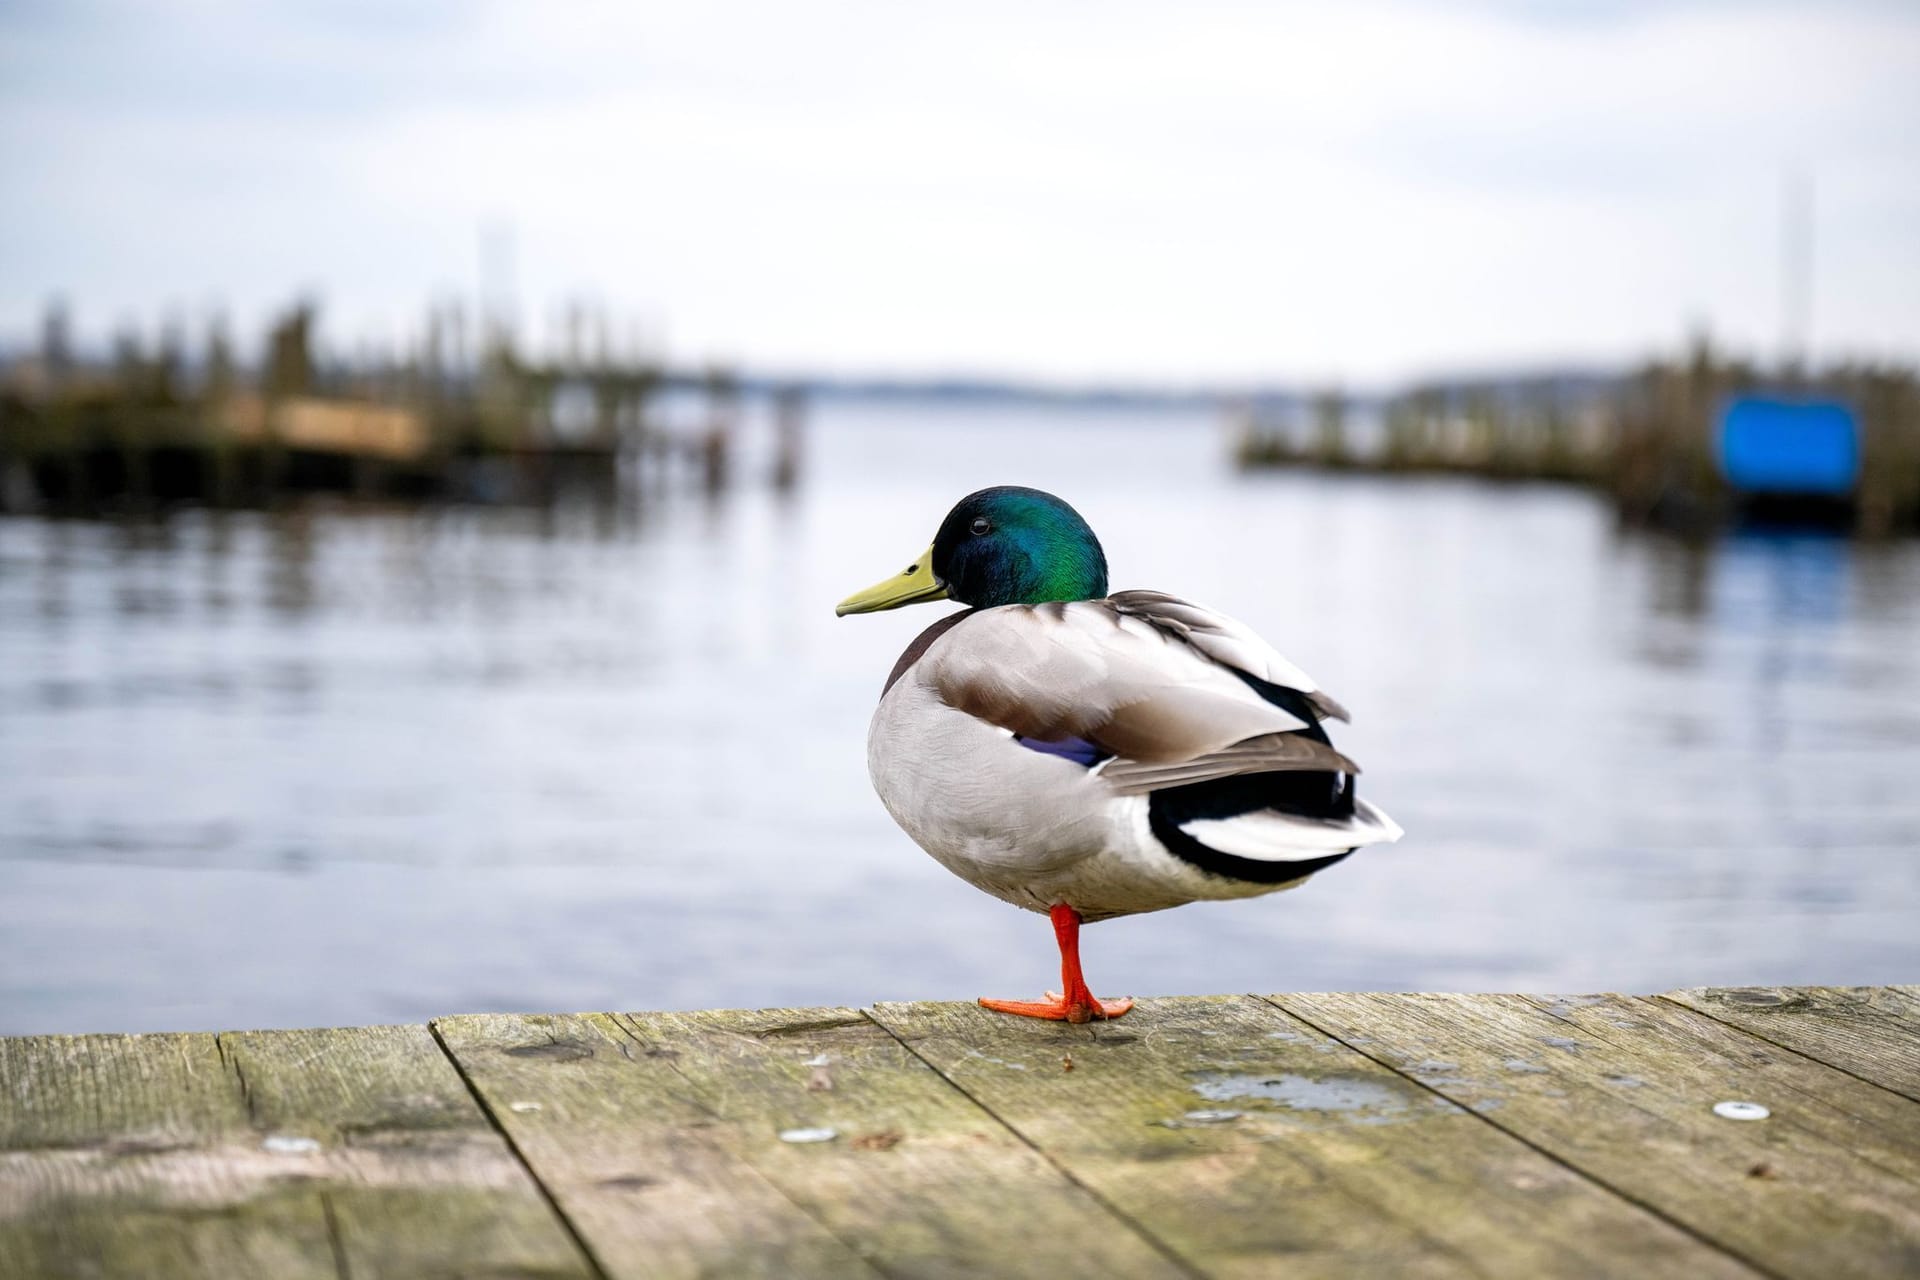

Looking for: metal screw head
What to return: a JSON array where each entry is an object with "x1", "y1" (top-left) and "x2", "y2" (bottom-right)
[{"x1": 1713, "y1": 1100, "x2": 1770, "y2": 1121}]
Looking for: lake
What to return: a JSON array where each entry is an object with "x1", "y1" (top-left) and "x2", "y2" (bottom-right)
[{"x1": 3, "y1": 399, "x2": 1918, "y2": 1034}]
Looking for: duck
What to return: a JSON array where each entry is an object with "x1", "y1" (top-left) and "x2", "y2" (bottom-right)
[{"x1": 836, "y1": 485, "x2": 1402, "y2": 1023}]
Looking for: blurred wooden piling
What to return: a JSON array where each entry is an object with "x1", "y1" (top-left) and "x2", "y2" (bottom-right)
[
  {"x1": 772, "y1": 383, "x2": 806, "y2": 492},
  {"x1": 700, "y1": 366, "x2": 738, "y2": 495},
  {"x1": 0, "y1": 301, "x2": 806, "y2": 514},
  {"x1": 4, "y1": 985, "x2": 1918, "y2": 1278}
]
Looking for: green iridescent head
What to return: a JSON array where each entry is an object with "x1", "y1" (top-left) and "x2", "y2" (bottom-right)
[{"x1": 835, "y1": 486, "x2": 1108, "y2": 614}]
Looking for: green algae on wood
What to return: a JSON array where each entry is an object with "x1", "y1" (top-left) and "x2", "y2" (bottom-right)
[
  {"x1": 1275, "y1": 991, "x2": 1920, "y2": 1280},
  {"x1": 611, "y1": 1007, "x2": 1184, "y2": 1278},
  {"x1": 430, "y1": 1010, "x2": 876, "y2": 1280},
  {"x1": 1664, "y1": 986, "x2": 1920, "y2": 1105},
  {"x1": 433, "y1": 1006, "x2": 1181, "y2": 1280},
  {"x1": 6, "y1": 989, "x2": 1919, "y2": 1279},
  {"x1": 868, "y1": 995, "x2": 1747, "y2": 1279},
  {"x1": 0, "y1": 1026, "x2": 591, "y2": 1280}
]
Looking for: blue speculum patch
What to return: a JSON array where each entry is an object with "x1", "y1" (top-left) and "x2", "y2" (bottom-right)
[
  {"x1": 1718, "y1": 396, "x2": 1860, "y2": 496},
  {"x1": 1014, "y1": 735, "x2": 1108, "y2": 767}
]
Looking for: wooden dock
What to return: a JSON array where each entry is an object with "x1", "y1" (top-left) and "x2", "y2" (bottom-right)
[{"x1": 4, "y1": 987, "x2": 1917, "y2": 1278}]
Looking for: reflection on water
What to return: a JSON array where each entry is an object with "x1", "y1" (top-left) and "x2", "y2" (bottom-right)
[{"x1": 3, "y1": 402, "x2": 1918, "y2": 1033}]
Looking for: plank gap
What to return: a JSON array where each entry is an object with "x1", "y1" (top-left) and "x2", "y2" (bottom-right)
[
  {"x1": 319, "y1": 1189, "x2": 352, "y2": 1280},
  {"x1": 423, "y1": 1018, "x2": 613, "y2": 1280},
  {"x1": 602, "y1": 1012, "x2": 895, "y2": 1278},
  {"x1": 856, "y1": 1006, "x2": 1210, "y2": 1280}
]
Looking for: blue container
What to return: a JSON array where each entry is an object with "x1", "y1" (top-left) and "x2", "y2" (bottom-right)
[{"x1": 1717, "y1": 396, "x2": 1859, "y2": 496}]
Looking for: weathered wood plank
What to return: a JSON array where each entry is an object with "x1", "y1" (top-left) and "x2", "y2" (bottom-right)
[
  {"x1": 0, "y1": 1026, "x2": 595, "y2": 1280},
  {"x1": 1276, "y1": 991, "x2": 1920, "y2": 1280},
  {"x1": 431, "y1": 1010, "x2": 877, "y2": 1279},
  {"x1": 435, "y1": 1007, "x2": 1183, "y2": 1279},
  {"x1": 870, "y1": 995, "x2": 1752, "y2": 1280},
  {"x1": 0, "y1": 1032, "x2": 336, "y2": 1280},
  {"x1": 619, "y1": 1007, "x2": 1186, "y2": 1277},
  {"x1": 9, "y1": 991, "x2": 1915, "y2": 1279},
  {"x1": 1523, "y1": 994, "x2": 1920, "y2": 1181},
  {"x1": 1664, "y1": 986, "x2": 1920, "y2": 1105},
  {"x1": 1, "y1": 1033, "x2": 250, "y2": 1152},
  {"x1": 221, "y1": 1025, "x2": 595, "y2": 1280}
]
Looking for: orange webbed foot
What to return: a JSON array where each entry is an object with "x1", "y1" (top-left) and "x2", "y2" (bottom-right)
[
  {"x1": 981, "y1": 903, "x2": 1134, "y2": 1023},
  {"x1": 977, "y1": 993, "x2": 1135, "y2": 1024}
]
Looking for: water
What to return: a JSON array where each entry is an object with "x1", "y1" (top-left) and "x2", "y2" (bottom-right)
[{"x1": 3, "y1": 401, "x2": 1918, "y2": 1034}]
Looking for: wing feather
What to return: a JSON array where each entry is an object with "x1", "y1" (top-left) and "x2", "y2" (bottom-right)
[
  {"x1": 920, "y1": 598, "x2": 1336, "y2": 775},
  {"x1": 1107, "y1": 590, "x2": 1350, "y2": 722},
  {"x1": 1099, "y1": 732, "x2": 1358, "y2": 796}
]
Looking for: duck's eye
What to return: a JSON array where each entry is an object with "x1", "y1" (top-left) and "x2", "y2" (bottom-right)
[{"x1": 969, "y1": 517, "x2": 992, "y2": 536}]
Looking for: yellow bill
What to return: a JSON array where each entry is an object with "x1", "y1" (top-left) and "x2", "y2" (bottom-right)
[{"x1": 836, "y1": 544, "x2": 948, "y2": 615}]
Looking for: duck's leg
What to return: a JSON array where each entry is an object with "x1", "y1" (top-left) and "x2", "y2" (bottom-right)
[{"x1": 978, "y1": 904, "x2": 1135, "y2": 1024}]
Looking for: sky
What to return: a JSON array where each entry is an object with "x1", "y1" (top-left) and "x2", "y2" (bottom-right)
[{"x1": 2, "y1": 1, "x2": 1917, "y2": 387}]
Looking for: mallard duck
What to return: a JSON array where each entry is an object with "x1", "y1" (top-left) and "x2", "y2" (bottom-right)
[{"x1": 837, "y1": 486, "x2": 1401, "y2": 1023}]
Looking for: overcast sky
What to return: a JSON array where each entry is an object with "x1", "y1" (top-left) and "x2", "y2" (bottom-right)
[{"x1": 3, "y1": 1, "x2": 1916, "y2": 386}]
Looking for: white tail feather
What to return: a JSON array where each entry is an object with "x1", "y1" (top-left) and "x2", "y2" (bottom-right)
[{"x1": 1178, "y1": 799, "x2": 1403, "y2": 861}]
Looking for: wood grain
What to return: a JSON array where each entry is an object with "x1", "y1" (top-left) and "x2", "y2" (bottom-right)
[
  {"x1": 870, "y1": 995, "x2": 1751, "y2": 1280},
  {"x1": 0, "y1": 1026, "x2": 592, "y2": 1280},
  {"x1": 1524, "y1": 993, "x2": 1920, "y2": 1181},
  {"x1": 1276, "y1": 990, "x2": 1920, "y2": 1280},
  {"x1": 1, "y1": 1031, "x2": 336, "y2": 1280},
  {"x1": 10, "y1": 990, "x2": 1915, "y2": 1278},
  {"x1": 431, "y1": 1009, "x2": 877, "y2": 1280},
  {"x1": 222, "y1": 1024, "x2": 594, "y2": 1280},
  {"x1": 1664, "y1": 986, "x2": 1920, "y2": 1104},
  {"x1": 615, "y1": 1006, "x2": 1185, "y2": 1277}
]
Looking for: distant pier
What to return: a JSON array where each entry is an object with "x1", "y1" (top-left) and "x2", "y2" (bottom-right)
[
  {"x1": 0, "y1": 302, "x2": 807, "y2": 514},
  {"x1": 4, "y1": 986, "x2": 1918, "y2": 1277},
  {"x1": 1234, "y1": 341, "x2": 1920, "y2": 536}
]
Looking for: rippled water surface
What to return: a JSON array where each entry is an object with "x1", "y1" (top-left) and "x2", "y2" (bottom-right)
[{"x1": 4, "y1": 402, "x2": 1918, "y2": 1033}]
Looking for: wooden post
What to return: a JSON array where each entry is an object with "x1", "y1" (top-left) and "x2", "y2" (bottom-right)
[
  {"x1": 201, "y1": 314, "x2": 238, "y2": 506},
  {"x1": 1312, "y1": 388, "x2": 1349, "y2": 467},
  {"x1": 772, "y1": 383, "x2": 805, "y2": 491},
  {"x1": 701, "y1": 366, "x2": 737, "y2": 494}
]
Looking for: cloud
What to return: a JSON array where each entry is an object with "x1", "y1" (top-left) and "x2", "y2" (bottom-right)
[{"x1": 2, "y1": 0, "x2": 1916, "y2": 383}]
